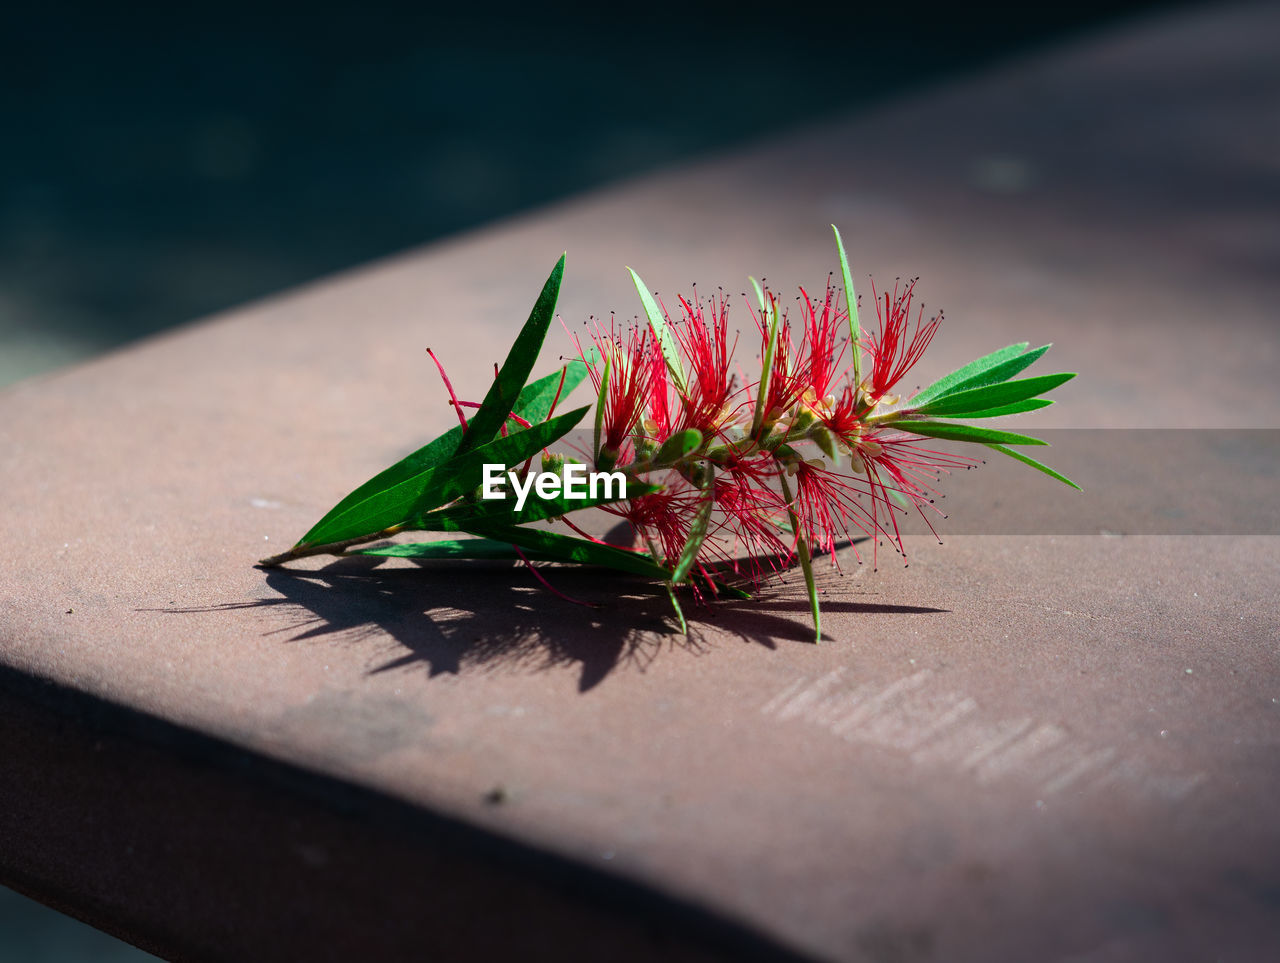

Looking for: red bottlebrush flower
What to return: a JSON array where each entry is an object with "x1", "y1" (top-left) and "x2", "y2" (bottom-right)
[
  {"x1": 821, "y1": 382, "x2": 863, "y2": 445},
  {"x1": 796, "y1": 280, "x2": 848, "y2": 405},
  {"x1": 606, "y1": 483, "x2": 704, "y2": 569},
  {"x1": 584, "y1": 318, "x2": 654, "y2": 466},
  {"x1": 789, "y1": 459, "x2": 880, "y2": 566},
  {"x1": 865, "y1": 278, "x2": 941, "y2": 404},
  {"x1": 712, "y1": 470, "x2": 792, "y2": 583},
  {"x1": 756, "y1": 308, "x2": 806, "y2": 433},
  {"x1": 853, "y1": 428, "x2": 976, "y2": 547},
  {"x1": 642, "y1": 329, "x2": 673, "y2": 441},
  {"x1": 672, "y1": 290, "x2": 744, "y2": 437}
]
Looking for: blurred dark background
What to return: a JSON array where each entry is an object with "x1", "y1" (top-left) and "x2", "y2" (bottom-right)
[
  {"x1": 0, "y1": 0, "x2": 1191, "y2": 957},
  {"x1": 0, "y1": 0, "x2": 1193, "y2": 387}
]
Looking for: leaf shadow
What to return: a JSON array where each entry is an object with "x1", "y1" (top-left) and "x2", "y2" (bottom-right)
[{"x1": 172, "y1": 526, "x2": 951, "y2": 692}]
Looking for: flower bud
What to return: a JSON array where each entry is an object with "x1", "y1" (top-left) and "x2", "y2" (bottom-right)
[{"x1": 809, "y1": 425, "x2": 838, "y2": 461}]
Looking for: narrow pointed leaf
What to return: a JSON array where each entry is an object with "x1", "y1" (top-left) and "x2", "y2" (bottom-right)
[
  {"x1": 356, "y1": 539, "x2": 552, "y2": 562},
  {"x1": 456, "y1": 254, "x2": 566, "y2": 456},
  {"x1": 665, "y1": 583, "x2": 688, "y2": 634},
  {"x1": 832, "y1": 224, "x2": 861, "y2": 388},
  {"x1": 467, "y1": 523, "x2": 672, "y2": 579},
  {"x1": 670, "y1": 468, "x2": 715, "y2": 585},
  {"x1": 985, "y1": 443, "x2": 1082, "y2": 490},
  {"x1": 751, "y1": 291, "x2": 783, "y2": 437},
  {"x1": 914, "y1": 344, "x2": 1053, "y2": 408},
  {"x1": 748, "y1": 276, "x2": 766, "y2": 313},
  {"x1": 516, "y1": 357, "x2": 592, "y2": 424},
  {"x1": 907, "y1": 373, "x2": 1075, "y2": 417},
  {"x1": 943, "y1": 345, "x2": 1054, "y2": 397},
  {"x1": 932, "y1": 398, "x2": 1054, "y2": 419},
  {"x1": 628, "y1": 267, "x2": 688, "y2": 395},
  {"x1": 910, "y1": 342, "x2": 1031, "y2": 407},
  {"x1": 802, "y1": 549, "x2": 820, "y2": 644},
  {"x1": 901, "y1": 421, "x2": 1048, "y2": 446},
  {"x1": 593, "y1": 353, "x2": 610, "y2": 465},
  {"x1": 302, "y1": 406, "x2": 587, "y2": 546},
  {"x1": 300, "y1": 361, "x2": 590, "y2": 547}
]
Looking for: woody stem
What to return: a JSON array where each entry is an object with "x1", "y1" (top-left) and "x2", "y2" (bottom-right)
[{"x1": 257, "y1": 525, "x2": 404, "y2": 568}]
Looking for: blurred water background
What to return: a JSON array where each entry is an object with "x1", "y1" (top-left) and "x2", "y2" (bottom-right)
[{"x1": 0, "y1": 0, "x2": 1186, "y2": 957}]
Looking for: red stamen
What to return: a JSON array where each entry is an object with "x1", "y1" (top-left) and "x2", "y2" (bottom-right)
[
  {"x1": 427, "y1": 348, "x2": 468, "y2": 431},
  {"x1": 512, "y1": 544, "x2": 596, "y2": 607}
]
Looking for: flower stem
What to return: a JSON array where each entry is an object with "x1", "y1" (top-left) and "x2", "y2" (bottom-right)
[
  {"x1": 779, "y1": 474, "x2": 821, "y2": 643},
  {"x1": 257, "y1": 525, "x2": 403, "y2": 568}
]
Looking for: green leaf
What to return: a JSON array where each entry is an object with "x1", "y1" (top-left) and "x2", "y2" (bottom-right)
[
  {"x1": 832, "y1": 225, "x2": 861, "y2": 388},
  {"x1": 593, "y1": 352, "x2": 610, "y2": 465},
  {"x1": 299, "y1": 356, "x2": 586, "y2": 548},
  {"x1": 656, "y1": 428, "x2": 702, "y2": 464},
  {"x1": 907, "y1": 373, "x2": 1075, "y2": 417},
  {"x1": 415, "y1": 475, "x2": 658, "y2": 531},
  {"x1": 670, "y1": 468, "x2": 715, "y2": 585},
  {"x1": 665, "y1": 583, "x2": 688, "y2": 634},
  {"x1": 933, "y1": 398, "x2": 1053, "y2": 419},
  {"x1": 456, "y1": 254, "x2": 566, "y2": 456},
  {"x1": 985, "y1": 443, "x2": 1082, "y2": 490},
  {"x1": 628, "y1": 267, "x2": 688, "y2": 395},
  {"x1": 900, "y1": 421, "x2": 1048, "y2": 446},
  {"x1": 468, "y1": 523, "x2": 672, "y2": 580},
  {"x1": 302, "y1": 406, "x2": 587, "y2": 546},
  {"x1": 751, "y1": 289, "x2": 783, "y2": 437},
  {"x1": 748, "y1": 276, "x2": 766, "y2": 313},
  {"x1": 356, "y1": 539, "x2": 550, "y2": 562},
  {"x1": 517, "y1": 357, "x2": 592, "y2": 424},
  {"x1": 910, "y1": 343, "x2": 1038, "y2": 407}
]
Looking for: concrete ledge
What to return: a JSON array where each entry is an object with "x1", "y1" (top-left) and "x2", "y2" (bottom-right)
[{"x1": 2, "y1": 3, "x2": 1278, "y2": 960}]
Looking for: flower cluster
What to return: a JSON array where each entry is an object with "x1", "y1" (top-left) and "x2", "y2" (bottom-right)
[{"x1": 572, "y1": 275, "x2": 971, "y2": 591}]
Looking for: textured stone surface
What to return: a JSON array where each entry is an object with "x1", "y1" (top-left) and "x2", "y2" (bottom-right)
[{"x1": 2, "y1": 4, "x2": 1278, "y2": 960}]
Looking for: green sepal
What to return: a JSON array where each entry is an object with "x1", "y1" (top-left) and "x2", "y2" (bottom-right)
[{"x1": 656, "y1": 428, "x2": 702, "y2": 464}]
